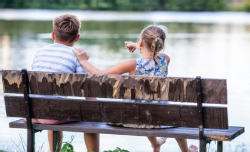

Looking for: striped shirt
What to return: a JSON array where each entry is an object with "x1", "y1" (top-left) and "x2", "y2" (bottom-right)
[{"x1": 32, "y1": 43, "x2": 87, "y2": 73}]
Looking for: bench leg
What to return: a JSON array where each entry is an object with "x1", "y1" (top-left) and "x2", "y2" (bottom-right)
[
  {"x1": 217, "y1": 141, "x2": 223, "y2": 152},
  {"x1": 27, "y1": 129, "x2": 35, "y2": 152},
  {"x1": 53, "y1": 131, "x2": 60, "y2": 152},
  {"x1": 199, "y1": 140, "x2": 207, "y2": 152}
]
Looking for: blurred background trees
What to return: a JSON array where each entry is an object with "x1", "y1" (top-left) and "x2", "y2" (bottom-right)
[{"x1": 0, "y1": 0, "x2": 249, "y2": 11}]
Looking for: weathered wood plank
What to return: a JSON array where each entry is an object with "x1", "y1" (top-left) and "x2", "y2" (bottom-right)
[
  {"x1": 2, "y1": 70, "x2": 227, "y2": 104},
  {"x1": 9, "y1": 119, "x2": 244, "y2": 141},
  {"x1": 5, "y1": 96, "x2": 228, "y2": 129},
  {"x1": 2, "y1": 70, "x2": 24, "y2": 94}
]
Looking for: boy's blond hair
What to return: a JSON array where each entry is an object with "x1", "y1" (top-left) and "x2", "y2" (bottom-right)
[{"x1": 53, "y1": 14, "x2": 81, "y2": 43}]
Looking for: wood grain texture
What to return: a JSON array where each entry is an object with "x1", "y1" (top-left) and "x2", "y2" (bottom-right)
[
  {"x1": 5, "y1": 96, "x2": 228, "y2": 129},
  {"x1": 9, "y1": 119, "x2": 244, "y2": 141},
  {"x1": 2, "y1": 70, "x2": 227, "y2": 104}
]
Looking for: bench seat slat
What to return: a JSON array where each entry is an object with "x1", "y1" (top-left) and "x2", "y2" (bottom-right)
[
  {"x1": 9, "y1": 119, "x2": 244, "y2": 141},
  {"x1": 2, "y1": 70, "x2": 227, "y2": 104},
  {"x1": 5, "y1": 96, "x2": 228, "y2": 129}
]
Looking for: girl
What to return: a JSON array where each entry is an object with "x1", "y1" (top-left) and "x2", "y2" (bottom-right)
[{"x1": 73, "y1": 25, "x2": 197, "y2": 152}]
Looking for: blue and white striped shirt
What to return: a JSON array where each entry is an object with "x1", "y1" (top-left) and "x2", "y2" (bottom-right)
[{"x1": 32, "y1": 43, "x2": 87, "y2": 73}]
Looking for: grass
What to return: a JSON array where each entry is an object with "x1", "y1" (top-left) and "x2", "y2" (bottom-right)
[
  {"x1": 61, "y1": 136, "x2": 130, "y2": 152},
  {"x1": 103, "y1": 147, "x2": 130, "y2": 152},
  {"x1": 60, "y1": 135, "x2": 75, "y2": 152},
  {"x1": 9, "y1": 134, "x2": 130, "y2": 152}
]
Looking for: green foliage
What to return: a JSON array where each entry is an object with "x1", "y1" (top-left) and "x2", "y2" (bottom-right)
[
  {"x1": 97, "y1": 2, "x2": 113, "y2": 10},
  {"x1": 243, "y1": 0, "x2": 250, "y2": 11},
  {"x1": 115, "y1": 0, "x2": 160, "y2": 11},
  {"x1": 164, "y1": 0, "x2": 225, "y2": 11},
  {"x1": 0, "y1": 0, "x2": 227, "y2": 11},
  {"x1": 60, "y1": 136, "x2": 75, "y2": 152},
  {"x1": 104, "y1": 147, "x2": 130, "y2": 152},
  {"x1": 11, "y1": 134, "x2": 26, "y2": 152},
  {"x1": 10, "y1": 134, "x2": 45, "y2": 152},
  {"x1": 244, "y1": 5, "x2": 250, "y2": 11}
]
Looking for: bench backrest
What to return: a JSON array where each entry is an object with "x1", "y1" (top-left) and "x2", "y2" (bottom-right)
[{"x1": 2, "y1": 70, "x2": 228, "y2": 129}]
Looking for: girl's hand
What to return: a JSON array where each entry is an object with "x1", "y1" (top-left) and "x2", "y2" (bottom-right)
[
  {"x1": 125, "y1": 41, "x2": 137, "y2": 53},
  {"x1": 72, "y1": 48, "x2": 89, "y2": 61}
]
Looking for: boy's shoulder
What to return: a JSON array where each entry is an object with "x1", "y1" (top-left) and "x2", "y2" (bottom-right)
[
  {"x1": 39, "y1": 43, "x2": 56, "y2": 50},
  {"x1": 39, "y1": 43, "x2": 73, "y2": 52}
]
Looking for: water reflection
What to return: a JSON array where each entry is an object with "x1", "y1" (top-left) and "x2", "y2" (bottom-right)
[
  {"x1": 2, "y1": 34, "x2": 10, "y2": 69},
  {"x1": 0, "y1": 18, "x2": 250, "y2": 151}
]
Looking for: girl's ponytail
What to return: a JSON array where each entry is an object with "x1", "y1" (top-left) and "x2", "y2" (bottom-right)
[{"x1": 140, "y1": 25, "x2": 167, "y2": 65}]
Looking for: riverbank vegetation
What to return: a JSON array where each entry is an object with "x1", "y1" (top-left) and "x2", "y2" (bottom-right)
[{"x1": 0, "y1": 0, "x2": 250, "y2": 12}]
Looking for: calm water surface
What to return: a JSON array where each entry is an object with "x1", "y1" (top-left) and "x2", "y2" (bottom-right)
[{"x1": 0, "y1": 10, "x2": 250, "y2": 152}]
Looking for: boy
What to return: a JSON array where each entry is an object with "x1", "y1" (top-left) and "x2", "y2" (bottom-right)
[{"x1": 32, "y1": 14, "x2": 99, "y2": 152}]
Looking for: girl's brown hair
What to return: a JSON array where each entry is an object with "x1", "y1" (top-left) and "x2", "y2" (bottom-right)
[
  {"x1": 140, "y1": 25, "x2": 167, "y2": 64},
  {"x1": 53, "y1": 14, "x2": 81, "y2": 43}
]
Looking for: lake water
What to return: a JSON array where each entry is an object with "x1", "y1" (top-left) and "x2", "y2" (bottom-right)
[{"x1": 0, "y1": 9, "x2": 250, "y2": 152}]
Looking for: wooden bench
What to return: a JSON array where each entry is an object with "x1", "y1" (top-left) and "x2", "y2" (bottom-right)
[{"x1": 2, "y1": 69, "x2": 244, "y2": 152}]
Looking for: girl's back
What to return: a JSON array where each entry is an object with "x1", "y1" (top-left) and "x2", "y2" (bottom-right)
[{"x1": 134, "y1": 55, "x2": 168, "y2": 77}]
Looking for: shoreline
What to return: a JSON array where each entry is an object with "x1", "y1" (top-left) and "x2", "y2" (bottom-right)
[{"x1": 0, "y1": 9, "x2": 250, "y2": 24}]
